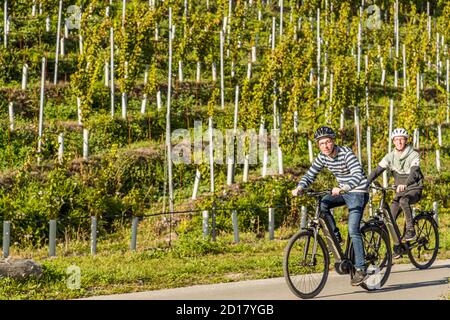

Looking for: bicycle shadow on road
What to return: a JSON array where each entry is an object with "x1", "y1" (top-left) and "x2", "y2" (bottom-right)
[
  {"x1": 316, "y1": 278, "x2": 449, "y2": 299},
  {"x1": 389, "y1": 263, "x2": 450, "y2": 274}
]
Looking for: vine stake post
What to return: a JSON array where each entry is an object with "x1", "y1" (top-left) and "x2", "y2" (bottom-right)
[
  {"x1": 8, "y1": 102, "x2": 14, "y2": 132},
  {"x1": 38, "y1": 57, "x2": 46, "y2": 165},
  {"x1": 77, "y1": 97, "x2": 82, "y2": 125},
  {"x1": 436, "y1": 125, "x2": 442, "y2": 172},
  {"x1": 260, "y1": 119, "x2": 268, "y2": 177},
  {"x1": 427, "y1": 2, "x2": 431, "y2": 42},
  {"x1": 317, "y1": 8, "x2": 321, "y2": 107},
  {"x1": 308, "y1": 139, "x2": 314, "y2": 164},
  {"x1": 243, "y1": 155, "x2": 249, "y2": 182},
  {"x1": 220, "y1": 31, "x2": 225, "y2": 109},
  {"x1": 447, "y1": 59, "x2": 449, "y2": 123},
  {"x1": 22, "y1": 64, "x2": 28, "y2": 90},
  {"x1": 395, "y1": 1, "x2": 399, "y2": 59},
  {"x1": 60, "y1": 37, "x2": 65, "y2": 56},
  {"x1": 157, "y1": 90, "x2": 162, "y2": 110},
  {"x1": 367, "y1": 126, "x2": 373, "y2": 216},
  {"x1": 58, "y1": 133, "x2": 64, "y2": 164},
  {"x1": 3, "y1": 0, "x2": 7, "y2": 48},
  {"x1": 402, "y1": 44, "x2": 407, "y2": 91},
  {"x1": 279, "y1": 0, "x2": 283, "y2": 37},
  {"x1": 357, "y1": 7, "x2": 362, "y2": 76},
  {"x1": 122, "y1": 0, "x2": 126, "y2": 28},
  {"x1": 388, "y1": 99, "x2": 394, "y2": 152},
  {"x1": 367, "y1": 126, "x2": 372, "y2": 176},
  {"x1": 110, "y1": 27, "x2": 115, "y2": 117},
  {"x1": 212, "y1": 62, "x2": 217, "y2": 82},
  {"x1": 122, "y1": 61, "x2": 128, "y2": 119},
  {"x1": 54, "y1": 0, "x2": 63, "y2": 84},
  {"x1": 294, "y1": 111, "x2": 298, "y2": 133},
  {"x1": 141, "y1": 65, "x2": 149, "y2": 114},
  {"x1": 209, "y1": 117, "x2": 215, "y2": 192},
  {"x1": 105, "y1": 61, "x2": 109, "y2": 87},
  {"x1": 413, "y1": 128, "x2": 420, "y2": 149},
  {"x1": 167, "y1": 7, "x2": 174, "y2": 214},
  {"x1": 83, "y1": 129, "x2": 89, "y2": 159},
  {"x1": 355, "y1": 107, "x2": 362, "y2": 163},
  {"x1": 192, "y1": 169, "x2": 201, "y2": 200},
  {"x1": 272, "y1": 17, "x2": 276, "y2": 51},
  {"x1": 196, "y1": 61, "x2": 201, "y2": 82},
  {"x1": 178, "y1": 60, "x2": 183, "y2": 82}
]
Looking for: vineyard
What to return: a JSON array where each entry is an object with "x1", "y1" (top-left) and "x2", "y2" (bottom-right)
[{"x1": 0, "y1": 0, "x2": 449, "y2": 267}]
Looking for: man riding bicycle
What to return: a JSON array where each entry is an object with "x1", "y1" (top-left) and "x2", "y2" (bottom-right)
[
  {"x1": 366, "y1": 128, "x2": 424, "y2": 256},
  {"x1": 291, "y1": 126, "x2": 369, "y2": 286}
]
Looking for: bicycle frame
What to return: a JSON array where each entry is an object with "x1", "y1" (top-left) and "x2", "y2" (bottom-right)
[
  {"x1": 309, "y1": 196, "x2": 351, "y2": 267},
  {"x1": 371, "y1": 187, "x2": 402, "y2": 245}
]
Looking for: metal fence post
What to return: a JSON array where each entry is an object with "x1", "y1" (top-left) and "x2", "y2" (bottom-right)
[
  {"x1": 49, "y1": 219, "x2": 57, "y2": 257},
  {"x1": 211, "y1": 204, "x2": 216, "y2": 242},
  {"x1": 232, "y1": 210, "x2": 239, "y2": 243},
  {"x1": 131, "y1": 217, "x2": 139, "y2": 251},
  {"x1": 2, "y1": 221, "x2": 11, "y2": 258},
  {"x1": 300, "y1": 206, "x2": 308, "y2": 229},
  {"x1": 433, "y1": 201, "x2": 438, "y2": 225},
  {"x1": 91, "y1": 216, "x2": 97, "y2": 255},
  {"x1": 268, "y1": 208, "x2": 275, "y2": 240},
  {"x1": 202, "y1": 210, "x2": 209, "y2": 239}
]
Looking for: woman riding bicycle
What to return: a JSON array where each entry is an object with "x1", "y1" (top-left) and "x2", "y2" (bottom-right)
[
  {"x1": 366, "y1": 128, "x2": 424, "y2": 255},
  {"x1": 291, "y1": 126, "x2": 369, "y2": 286}
]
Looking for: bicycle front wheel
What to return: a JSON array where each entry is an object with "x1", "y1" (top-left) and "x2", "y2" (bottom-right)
[
  {"x1": 283, "y1": 230, "x2": 329, "y2": 299},
  {"x1": 407, "y1": 215, "x2": 439, "y2": 269},
  {"x1": 358, "y1": 225, "x2": 392, "y2": 291}
]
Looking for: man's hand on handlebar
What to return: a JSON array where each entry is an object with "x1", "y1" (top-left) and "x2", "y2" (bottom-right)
[
  {"x1": 332, "y1": 187, "x2": 347, "y2": 196},
  {"x1": 292, "y1": 186, "x2": 304, "y2": 197}
]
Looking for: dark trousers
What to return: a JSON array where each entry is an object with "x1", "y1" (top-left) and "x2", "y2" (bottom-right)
[{"x1": 391, "y1": 189, "x2": 422, "y2": 230}]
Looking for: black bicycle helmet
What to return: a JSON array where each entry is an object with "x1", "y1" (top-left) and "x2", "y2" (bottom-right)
[{"x1": 314, "y1": 126, "x2": 336, "y2": 142}]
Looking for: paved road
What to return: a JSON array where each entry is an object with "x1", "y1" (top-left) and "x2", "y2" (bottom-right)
[{"x1": 85, "y1": 259, "x2": 450, "y2": 300}]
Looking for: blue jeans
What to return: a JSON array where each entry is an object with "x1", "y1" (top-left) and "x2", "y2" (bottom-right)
[{"x1": 319, "y1": 192, "x2": 369, "y2": 270}]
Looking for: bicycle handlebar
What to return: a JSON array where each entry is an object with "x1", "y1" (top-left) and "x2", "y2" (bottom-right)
[
  {"x1": 304, "y1": 190, "x2": 332, "y2": 197},
  {"x1": 369, "y1": 184, "x2": 397, "y2": 192}
]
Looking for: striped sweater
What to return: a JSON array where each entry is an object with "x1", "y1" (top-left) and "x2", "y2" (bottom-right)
[{"x1": 298, "y1": 145, "x2": 368, "y2": 193}]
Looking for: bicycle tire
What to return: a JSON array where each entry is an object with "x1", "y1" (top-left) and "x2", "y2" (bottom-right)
[
  {"x1": 351, "y1": 225, "x2": 392, "y2": 291},
  {"x1": 407, "y1": 215, "x2": 439, "y2": 269},
  {"x1": 283, "y1": 230, "x2": 330, "y2": 299}
]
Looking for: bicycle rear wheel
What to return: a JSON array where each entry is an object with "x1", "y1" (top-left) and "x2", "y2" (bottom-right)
[
  {"x1": 407, "y1": 214, "x2": 439, "y2": 269},
  {"x1": 283, "y1": 230, "x2": 329, "y2": 299},
  {"x1": 358, "y1": 225, "x2": 392, "y2": 291}
]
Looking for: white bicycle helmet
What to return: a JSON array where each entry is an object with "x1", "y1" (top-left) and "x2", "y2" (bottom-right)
[{"x1": 391, "y1": 128, "x2": 409, "y2": 139}]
